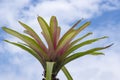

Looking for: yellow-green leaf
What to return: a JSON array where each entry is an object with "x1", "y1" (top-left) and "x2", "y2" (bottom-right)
[
  {"x1": 63, "y1": 44, "x2": 113, "y2": 65},
  {"x1": 37, "y1": 16, "x2": 53, "y2": 50},
  {"x1": 50, "y1": 16, "x2": 59, "y2": 49},
  {"x1": 2, "y1": 27, "x2": 48, "y2": 59},
  {"x1": 19, "y1": 21, "x2": 47, "y2": 53},
  {"x1": 70, "y1": 32, "x2": 93, "y2": 46},
  {"x1": 61, "y1": 36, "x2": 108, "y2": 59},
  {"x1": 56, "y1": 30, "x2": 76, "y2": 55},
  {"x1": 4, "y1": 40, "x2": 46, "y2": 68}
]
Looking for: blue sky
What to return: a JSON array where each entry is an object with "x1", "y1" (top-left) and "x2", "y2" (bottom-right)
[{"x1": 0, "y1": 0, "x2": 120, "y2": 80}]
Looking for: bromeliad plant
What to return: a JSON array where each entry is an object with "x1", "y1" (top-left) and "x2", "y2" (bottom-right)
[{"x1": 2, "y1": 16, "x2": 112, "y2": 80}]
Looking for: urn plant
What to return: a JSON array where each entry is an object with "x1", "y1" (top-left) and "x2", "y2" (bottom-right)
[{"x1": 2, "y1": 16, "x2": 112, "y2": 80}]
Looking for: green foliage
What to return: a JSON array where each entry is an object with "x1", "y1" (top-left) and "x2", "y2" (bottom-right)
[{"x1": 2, "y1": 16, "x2": 112, "y2": 79}]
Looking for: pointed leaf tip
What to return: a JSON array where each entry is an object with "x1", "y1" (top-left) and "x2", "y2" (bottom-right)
[
  {"x1": 88, "y1": 32, "x2": 93, "y2": 34},
  {"x1": 102, "y1": 36, "x2": 109, "y2": 38},
  {"x1": 105, "y1": 43, "x2": 114, "y2": 48},
  {"x1": 90, "y1": 52, "x2": 105, "y2": 55}
]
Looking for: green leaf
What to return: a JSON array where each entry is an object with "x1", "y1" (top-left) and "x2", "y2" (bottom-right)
[
  {"x1": 70, "y1": 32, "x2": 93, "y2": 46},
  {"x1": 61, "y1": 36, "x2": 108, "y2": 59},
  {"x1": 56, "y1": 30, "x2": 76, "y2": 52},
  {"x1": 46, "y1": 62, "x2": 55, "y2": 80},
  {"x1": 37, "y1": 16, "x2": 54, "y2": 51},
  {"x1": 63, "y1": 44, "x2": 113, "y2": 65},
  {"x1": 50, "y1": 16, "x2": 60, "y2": 49},
  {"x1": 56, "y1": 22, "x2": 90, "y2": 56},
  {"x1": 76, "y1": 22, "x2": 90, "y2": 33},
  {"x1": 19, "y1": 21, "x2": 47, "y2": 53},
  {"x1": 56, "y1": 26, "x2": 61, "y2": 44},
  {"x1": 2, "y1": 27, "x2": 48, "y2": 59},
  {"x1": 61, "y1": 19, "x2": 83, "y2": 37},
  {"x1": 90, "y1": 52, "x2": 104, "y2": 55},
  {"x1": 4, "y1": 40, "x2": 46, "y2": 68},
  {"x1": 56, "y1": 19, "x2": 82, "y2": 52},
  {"x1": 62, "y1": 66, "x2": 73, "y2": 80},
  {"x1": 70, "y1": 22, "x2": 91, "y2": 45}
]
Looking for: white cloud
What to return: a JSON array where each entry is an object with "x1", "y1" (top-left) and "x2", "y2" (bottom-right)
[
  {"x1": 20, "y1": 0, "x2": 120, "y2": 25},
  {"x1": 21, "y1": 0, "x2": 100, "y2": 24},
  {"x1": 100, "y1": 0, "x2": 120, "y2": 11},
  {"x1": 0, "y1": 0, "x2": 30, "y2": 28}
]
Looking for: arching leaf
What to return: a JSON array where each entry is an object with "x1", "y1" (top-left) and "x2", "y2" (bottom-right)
[
  {"x1": 56, "y1": 22, "x2": 90, "y2": 56},
  {"x1": 19, "y1": 21, "x2": 47, "y2": 53},
  {"x1": 70, "y1": 32, "x2": 93, "y2": 46},
  {"x1": 61, "y1": 36, "x2": 108, "y2": 59},
  {"x1": 63, "y1": 44, "x2": 113, "y2": 65},
  {"x1": 2, "y1": 27, "x2": 48, "y2": 60},
  {"x1": 4, "y1": 40, "x2": 46, "y2": 68}
]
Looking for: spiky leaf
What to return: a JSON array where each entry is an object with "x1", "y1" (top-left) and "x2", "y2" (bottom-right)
[
  {"x1": 19, "y1": 21, "x2": 47, "y2": 53},
  {"x1": 63, "y1": 44, "x2": 113, "y2": 65},
  {"x1": 61, "y1": 36, "x2": 108, "y2": 59},
  {"x1": 2, "y1": 27, "x2": 48, "y2": 60}
]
